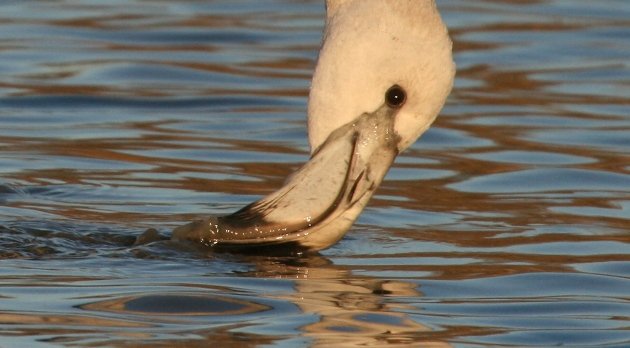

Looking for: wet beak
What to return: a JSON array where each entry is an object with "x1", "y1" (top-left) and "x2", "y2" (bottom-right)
[{"x1": 172, "y1": 104, "x2": 401, "y2": 251}]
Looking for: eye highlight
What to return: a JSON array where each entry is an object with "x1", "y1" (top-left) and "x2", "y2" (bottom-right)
[{"x1": 385, "y1": 85, "x2": 406, "y2": 109}]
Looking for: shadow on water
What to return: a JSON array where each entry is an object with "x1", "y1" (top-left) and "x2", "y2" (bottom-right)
[{"x1": 0, "y1": 0, "x2": 629, "y2": 347}]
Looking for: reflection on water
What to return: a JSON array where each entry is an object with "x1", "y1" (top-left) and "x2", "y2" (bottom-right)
[
  {"x1": 0, "y1": 0, "x2": 629, "y2": 346},
  {"x1": 82, "y1": 293, "x2": 271, "y2": 317}
]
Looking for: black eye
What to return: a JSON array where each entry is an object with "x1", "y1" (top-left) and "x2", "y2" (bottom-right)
[{"x1": 385, "y1": 85, "x2": 406, "y2": 108}]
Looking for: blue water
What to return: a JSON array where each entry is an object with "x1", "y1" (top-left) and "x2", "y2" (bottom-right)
[{"x1": 1, "y1": 0, "x2": 629, "y2": 347}]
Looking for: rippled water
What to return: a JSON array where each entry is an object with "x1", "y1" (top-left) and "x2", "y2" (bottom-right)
[{"x1": 1, "y1": 0, "x2": 629, "y2": 347}]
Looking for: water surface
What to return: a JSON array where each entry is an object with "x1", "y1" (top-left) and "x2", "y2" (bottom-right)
[{"x1": 1, "y1": 0, "x2": 629, "y2": 347}]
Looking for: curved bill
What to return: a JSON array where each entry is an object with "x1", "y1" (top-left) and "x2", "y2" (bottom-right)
[{"x1": 171, "y1": 104, "x2": 401, "y2": 251}]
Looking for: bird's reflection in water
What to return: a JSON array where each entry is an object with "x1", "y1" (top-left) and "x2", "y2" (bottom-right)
[{"x1": 239, "y1": 253, "x2": 451, "y2": 347}]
